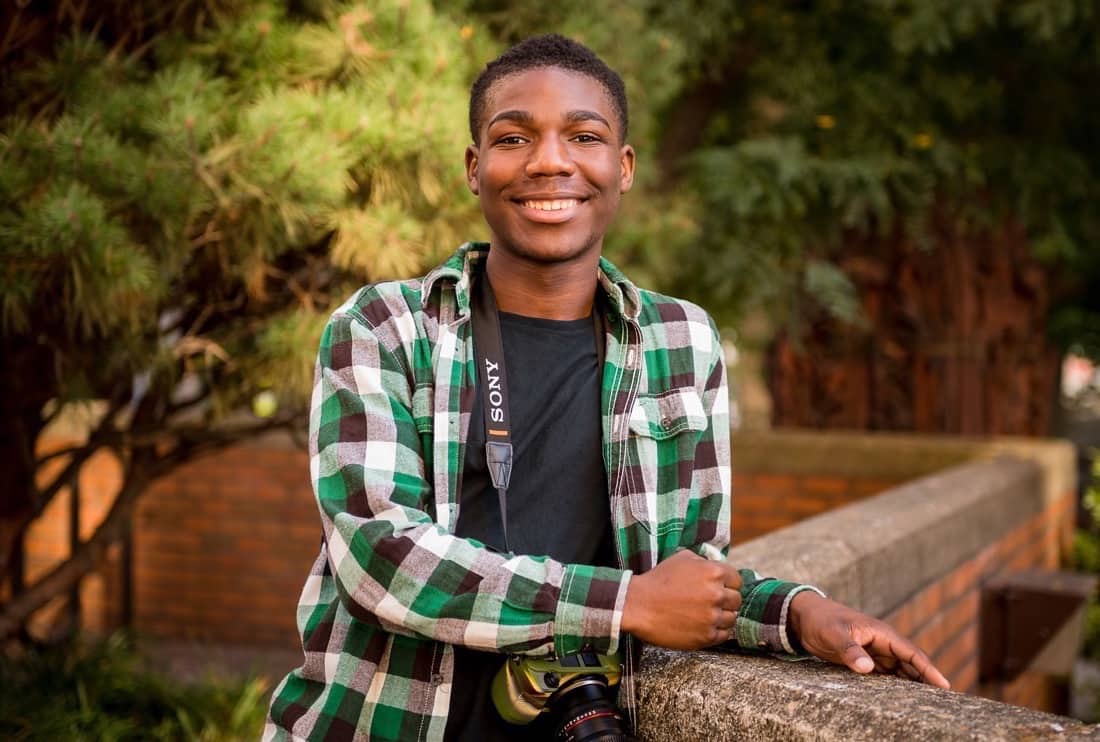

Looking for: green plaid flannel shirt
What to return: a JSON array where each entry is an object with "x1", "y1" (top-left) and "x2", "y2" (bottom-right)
[{"x1": 265, "y1": 244, "x2": 821, "y2": 741}]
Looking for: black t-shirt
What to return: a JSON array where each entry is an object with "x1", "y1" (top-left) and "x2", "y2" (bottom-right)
[{"x1": 443, "y1": 310, "x2": 616, "y2": 742}]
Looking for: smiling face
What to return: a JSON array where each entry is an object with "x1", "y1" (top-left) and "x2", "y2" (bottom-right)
[{"x1": 465, "y1": 66, "x2": 635, "y2": 265}]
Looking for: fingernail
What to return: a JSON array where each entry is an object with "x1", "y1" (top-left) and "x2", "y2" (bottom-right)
[{"x1": 855, "y1": 657, "x2": 874, "y2": 673}]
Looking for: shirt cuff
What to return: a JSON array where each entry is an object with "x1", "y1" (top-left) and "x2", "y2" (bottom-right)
[
  {"x1": 553, "y1": 564, "x2": 632, "y2": 658},
  {"x1": 733, "y1": 569, "x2": 825, "y2": 657}
]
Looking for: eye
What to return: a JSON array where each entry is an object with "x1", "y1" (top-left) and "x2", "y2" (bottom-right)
[
  {"x1": 572, "y1": 133, "x2": 603, "y2": 144},
  {"x1": 495, "y1": 134, "x2": 528, "y2": 146}
]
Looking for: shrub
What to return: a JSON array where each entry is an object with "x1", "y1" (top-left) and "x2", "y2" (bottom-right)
[
  {"x1": 0, "y1": 634, "x2": 268, "y2": 741},
  {"x1": 1074, "y1": 450, "x2": 1100, "y2": 663}
]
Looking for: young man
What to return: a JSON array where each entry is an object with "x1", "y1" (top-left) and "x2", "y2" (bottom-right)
[{"x1": 265, "y1": 35, "x2": 948, "y2": 742}]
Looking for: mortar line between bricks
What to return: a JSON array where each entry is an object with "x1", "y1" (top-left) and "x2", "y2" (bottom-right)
[{"x1": 896, "y1": 575, "x2": 978, "y2": 641}]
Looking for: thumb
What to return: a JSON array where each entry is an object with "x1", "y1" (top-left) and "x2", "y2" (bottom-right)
[{"x1": 841, "y1": 641, "x2": 874, "y2": 674}]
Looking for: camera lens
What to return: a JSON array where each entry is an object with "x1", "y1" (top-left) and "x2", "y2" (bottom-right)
[{"x1": 549, "y1": 676, "x2": 636, "y2": 742}]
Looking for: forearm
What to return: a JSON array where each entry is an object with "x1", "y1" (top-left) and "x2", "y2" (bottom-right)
[{"x1": 323, "y1": 506, "x2": 632, "y2": 656}]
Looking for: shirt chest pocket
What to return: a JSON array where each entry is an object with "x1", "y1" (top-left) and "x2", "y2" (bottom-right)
[{"x1": 625, "y1": 387, "x2": 708, "y2": 536}]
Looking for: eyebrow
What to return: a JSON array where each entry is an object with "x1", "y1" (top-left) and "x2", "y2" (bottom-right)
[
  {"x1": 565, "y1": 110, "x2": 612, "y2": 129},
  {"x1": 487, "y1": 109, "x2": 534, "y2": 128},
  {"x1": 486, "y1": 109, "x2": 613, "y2": 130}
]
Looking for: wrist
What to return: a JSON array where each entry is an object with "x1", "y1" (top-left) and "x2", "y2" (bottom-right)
[{"x1": 788, "y1": 589, "x2": 826, "y2": 641}]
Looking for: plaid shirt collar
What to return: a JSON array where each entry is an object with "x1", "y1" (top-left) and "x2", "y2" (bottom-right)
[{"x1": 421, "y1": 242, "x2": 643, "y2": 324}]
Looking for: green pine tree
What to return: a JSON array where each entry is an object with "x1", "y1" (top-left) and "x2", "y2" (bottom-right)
[{"x1": 0, "y1": 0, "x2": 487, "y2": 639}]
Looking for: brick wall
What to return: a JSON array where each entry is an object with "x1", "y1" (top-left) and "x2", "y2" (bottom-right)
[
  {"x1": 23, "y1": 437, "x2": 317, "y2": 647},
  {"x1": 883, "y1": 492, "x2": 1073, "y2": 703},
  {"x1": 731, "y1": 472, "x2": 900, "y2": 544},
  {"x1": 131, "y1": 443, "x2": 317, "y2": 646}
]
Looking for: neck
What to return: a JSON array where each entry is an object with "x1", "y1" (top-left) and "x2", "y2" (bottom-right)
[{"x1": 484, "y1": 246, "x2": 601, "y2": 320}]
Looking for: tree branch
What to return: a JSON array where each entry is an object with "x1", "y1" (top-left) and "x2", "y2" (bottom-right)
[
  {"x1": 0, "y1": 458, "x2": 151, "y2": 640},
  {"x1": 0, "y1": 409, "x2": 303, "y2": 639}
]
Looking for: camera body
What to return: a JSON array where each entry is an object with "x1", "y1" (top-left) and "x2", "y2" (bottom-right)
[{"x1": 492, "y1": 651, "x2": 634, "y2": 741}]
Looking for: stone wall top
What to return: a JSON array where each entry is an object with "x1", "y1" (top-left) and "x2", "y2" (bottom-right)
[
  {"x1": 631, "y1": 441, "x2": 1086, "y2": 739},
  {"x1": 729, "y1": 456, "x2": 1045, "y2": 616},
  {"x1": 636, "y1": 648, "x2": 1099, "y2": 741}
]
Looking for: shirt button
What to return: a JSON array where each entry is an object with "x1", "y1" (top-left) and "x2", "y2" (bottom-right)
[
  {"x1": 661, "y1": 417, "x2": 673, "y2": 430},
  {"x1": 431, "y1": 672, "x2": 444, "y2": 684}
]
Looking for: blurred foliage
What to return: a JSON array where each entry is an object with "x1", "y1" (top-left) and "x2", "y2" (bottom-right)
[
  {"x1": 0, "y1": 0, "x2": 484, "y2": 415},
  {"x1": 0, "y1": 634, "x2": 268, "y2": 741},
  {"x1": 646, "y1": 0, "x2": 1100, "y2": 349},
  {"x1": 441, "y1": 1, "x2": 1100, "y2": 356},
  {"x1": 4, "y1": 0, "x2": 1098, "y2": 422},
  {"x1": 0, "y1": 0, "x2": 488, "y2": 638},
  {"x1": 1074, "y1": 451, "x2": 1100, "y2": 662}
]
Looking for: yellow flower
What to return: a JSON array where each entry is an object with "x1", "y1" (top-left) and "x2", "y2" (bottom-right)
[
  {"x1": 460, "y1": 25, "x2": 474, "y2": 41},
  {"x1": 815, "y1": 114, "x2": 836, "y2": 130},
  {"x1": 912, "y1": 132, "x2": 934, "y2": 150}
]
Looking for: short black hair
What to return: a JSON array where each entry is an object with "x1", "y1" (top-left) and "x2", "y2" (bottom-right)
[{"x1": 468, "y1": 34, "x2": 628, "y2": 145}]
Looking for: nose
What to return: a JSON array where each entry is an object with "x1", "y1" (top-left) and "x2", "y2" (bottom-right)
[{"x1": 525, "y1": 135, "x2": 575, "y2": 178}]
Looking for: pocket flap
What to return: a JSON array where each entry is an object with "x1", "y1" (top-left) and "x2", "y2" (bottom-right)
[{"x1": 629, "y1": 387, "x2": 707, "y2": 440}]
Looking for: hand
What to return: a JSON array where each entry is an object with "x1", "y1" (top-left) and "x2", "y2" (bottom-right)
[
  {"x1": 788, "y1": 591, "x2": 951, "y2": 689},
  {"x1": 622, "y1": 550, "x2": 742, "y2": 650}
]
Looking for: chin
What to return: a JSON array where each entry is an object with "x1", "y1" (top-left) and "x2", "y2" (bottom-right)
[{"x1": 499, "y1": 230, "x2": 603, "y2": 265}]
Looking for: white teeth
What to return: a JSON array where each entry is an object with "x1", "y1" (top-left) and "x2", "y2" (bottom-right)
[{"x1": 521, "y1": 199, "x2": 579, "y2": 211}]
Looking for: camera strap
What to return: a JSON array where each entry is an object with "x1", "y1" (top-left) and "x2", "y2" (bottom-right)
[
  {"x1": 471, "y1": 263, "x2": 607, "y2": 554},
  {"x1": 472, "y1": 268, "x2": 515, "y2": 552}
]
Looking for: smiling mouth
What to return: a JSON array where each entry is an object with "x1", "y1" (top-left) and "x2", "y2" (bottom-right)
[{"x1": 519, "y1": 198, "x2": 582, "y2": 211}]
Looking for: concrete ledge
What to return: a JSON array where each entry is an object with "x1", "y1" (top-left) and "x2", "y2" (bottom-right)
[
  {"x1": 728, "y1": 456, "x2": 1045, "y2": 615},
  {"x1": 636, "y1": 648, "x2": 1100, "y2": 741},
  {"x1": 631, "y1": 445, "x2": 1085, "y2": 739}
]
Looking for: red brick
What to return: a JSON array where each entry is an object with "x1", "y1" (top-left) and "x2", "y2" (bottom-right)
[
  {"x1": 1004, "y1": 534, "x2": 1047, "y2": 571},
  {"x1": 942, "y1": 591, "x2": 978, "y2": 642},
  {"x1": 933, "y1": 625, "x2": 977, "y2": 682},
  {"x1": 800, "y1": 476, "x2": 849, "y2": 497},
  {"x1": 734, "y1": 491, "x2": 784, "y2": 513},
  {"x1": 731, "y1": 528, "x2": 762, "y2": 545},
  {"x1": 974, "y1": 542, "x2": 1000, "y2": 576},
  {"x1": 913, "y1": 582, "x2": 945, "y2": 627},
  {"x1": 997, "y1": 522, "x2": 1029, "y2": 559},
  {"x1": 885, "y1": 602, "x2": 916, "y2": 637},
  {"x1": 785, "y1": 496, "x2": 831, "y2": 517},
  {"x1": 913, "y1": 613, "x2": 949, "y2": 655},
  {"x1": 731, "y1": 473, "x2": 753, "y2": 494},
  {"x1": 752, "y1": 474, "x2": 799, "y2": 496},
  {"x1": 950, "y1": 658, "x2": 979, "y2": 695},
  {"x1": 943, "y1": 559, "x2": 979, "y2": 604},
  {"x1": 734, "y1": 514, "x2": 796, "y2": 536}
]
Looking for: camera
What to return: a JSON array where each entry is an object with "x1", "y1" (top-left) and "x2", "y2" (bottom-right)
[{"x1": 491, "y1": 650, "x2": 636, "y2": 741}]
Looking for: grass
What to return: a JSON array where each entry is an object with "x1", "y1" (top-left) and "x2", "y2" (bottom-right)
[{"x1": 0, "y1": 633, "x2": 270, "y2": 741}]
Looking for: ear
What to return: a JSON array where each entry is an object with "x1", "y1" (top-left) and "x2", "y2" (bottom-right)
[
  {"x1": 465, "y1": 144, "x2": 480, "y2": 195},
  {"x1": 619, "y1": 144, "x2": 636, "y2": 194}
]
